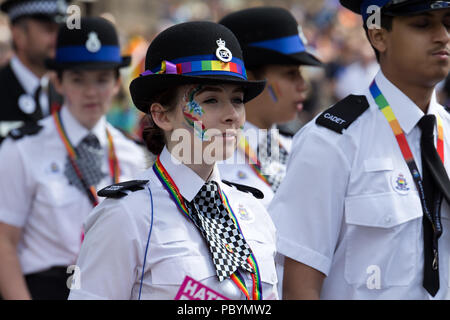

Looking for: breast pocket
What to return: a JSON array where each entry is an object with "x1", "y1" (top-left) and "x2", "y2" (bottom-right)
[{"x1": 344, "y1": 192, "x2": 422, "y2": 288}]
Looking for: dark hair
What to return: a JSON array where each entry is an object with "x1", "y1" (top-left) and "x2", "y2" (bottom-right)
[
  {"x1": 142, "y1": 87, "x2": 180, "y2": 155},
  {"x1": 247, "y1": 65, "x2": 267, "y2": 80},
  {"x1": 364, "y1": 14, "x2": 393, "y2": 62}
]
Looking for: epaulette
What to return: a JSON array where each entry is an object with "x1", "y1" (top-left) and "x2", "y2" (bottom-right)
[
  {"x1": 222, "y1": 180, "x2": 264, "y2": 199},
  {"x1": 315, "y1": 95, "x2": 369, "y2": 134},
  {"x1": 97, "y1": 180, "x2": 149, "y2": 199},
  {"x1": 8, "y1": 123, "x2": 43, "y2": 140},
  {"x1": 118, "y1": 128, "x2": 145, "y2": 146}
]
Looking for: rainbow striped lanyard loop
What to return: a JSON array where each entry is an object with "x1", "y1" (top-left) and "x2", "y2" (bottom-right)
[
  {"x1": 152, "y1": 156, "x2": 263, "y2": 300},
  {"x1": 52, "y1": 110, "x2": 120, "y2": 207},
  {"x1": 370, "y1": 80, "x2": 444, "y2": 239}
]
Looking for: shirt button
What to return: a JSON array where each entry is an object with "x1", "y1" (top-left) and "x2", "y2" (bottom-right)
[{"x1": 384, "y1": 216, "x2": 391, "y2": 223}]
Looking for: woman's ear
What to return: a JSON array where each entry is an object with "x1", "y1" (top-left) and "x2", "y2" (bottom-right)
[
  {"x1": 150, "y1": 103, "x2": 174, "y2": 131},
  {"x1": 367, "y1": 27, "x2": 388, "y2": 55}
]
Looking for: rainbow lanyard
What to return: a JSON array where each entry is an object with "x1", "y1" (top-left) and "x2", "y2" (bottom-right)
[
  {"x1": 153, "y1": 156, "x2": 263, "y2": 300},
  {"x1": 237, "y1": 136, "x2": 271, "y2": 187},
  {"x1": 52, "y1": 110, "x2": 120, "y2": 207},
  {"x1": 370, "y1": 80, "x2": 444, "y2": 264}
]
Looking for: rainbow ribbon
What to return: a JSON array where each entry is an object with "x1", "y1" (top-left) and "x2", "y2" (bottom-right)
[
  {"x1": 141, "y1": 56, "x2": 247, "y2": 79},
  {"x1": 153, "y1": 156, "x2": 262, "y2": 300},
  {"x1": 369, "y1": 81, "x2": 444, "y2": 163},
  {"x1": 237, "y1": 136, "x2": 271, "y2": 187},
  {"x1": 52, "y1": 110, "x2": 120, "y2": 207}
]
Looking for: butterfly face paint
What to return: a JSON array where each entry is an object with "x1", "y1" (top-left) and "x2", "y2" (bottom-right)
[{"x1": 182, "y1": 85, "x2": 209, "y2": 141}]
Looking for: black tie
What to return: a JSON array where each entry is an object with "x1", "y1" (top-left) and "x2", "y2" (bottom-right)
[
  {"x1": 30, "y1": 85, "x2": 43, "y2": 121},
  {"x1": 418, "y1": 114, "x2": 446, "y2": 296}
]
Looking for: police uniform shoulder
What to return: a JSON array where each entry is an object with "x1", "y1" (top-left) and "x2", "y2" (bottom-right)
[
  {"x1": 222, "y1": 180, "x2": 264, "y2": 199},
  {"x1": 315, "y1": 95, "x2": 369, "y2": 134},
  {"x1": 97, "y1": 180, "x2": 149, "y2": 199},
  {"x1": 110, "y1": 124, "x2": 145, "y2": 147},
  {"x1": 8, "y1": 123, "x2": 43, "y2": 140}
]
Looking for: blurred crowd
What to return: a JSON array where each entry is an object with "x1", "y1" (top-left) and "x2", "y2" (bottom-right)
[{"x1": 1, "y1": 0, "x2": 448, "y2": 137}]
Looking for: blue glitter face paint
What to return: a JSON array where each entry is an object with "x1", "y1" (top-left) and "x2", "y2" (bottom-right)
[{"x1": 182, "y1": 85, "x2": 209, "y2": 141}]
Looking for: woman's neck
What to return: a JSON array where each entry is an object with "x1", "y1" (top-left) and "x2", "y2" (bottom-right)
[{"x1": 166, "y1": 143, "x2": 215, "y2": 181}]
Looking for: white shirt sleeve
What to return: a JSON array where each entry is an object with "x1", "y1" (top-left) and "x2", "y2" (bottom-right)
[
  {"x1": 0, "y1": 138, "x2": 34, "y2": 227},
  {"x1": 68, "y1": 200, "x2": 143, "y2": 300},
  {"x1": 269, "y1": 126, "x2": 353, "y2": 276}
]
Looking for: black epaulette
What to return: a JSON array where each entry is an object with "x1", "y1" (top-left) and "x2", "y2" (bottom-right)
[
  {"x1": 222, "y1": 180, "x2": 264, "y2": 199},
  {"x1": 8, "y1": 123, "x2": 43, "y2": 140},
  {"x1": 97, "y1": 180, "x2": 149, "y2": 199},
  {"x1": 315, "y1": 95, "x2": 369, "y2": 134}
]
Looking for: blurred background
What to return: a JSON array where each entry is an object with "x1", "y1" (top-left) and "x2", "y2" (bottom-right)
[{"x1": 1, "y1": 0, "x2": 448, "y2": 137}]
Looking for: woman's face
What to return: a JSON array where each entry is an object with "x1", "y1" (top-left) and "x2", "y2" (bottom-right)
[{"x1": 165, "y1": 83, "x2": 246, "y2": 164}]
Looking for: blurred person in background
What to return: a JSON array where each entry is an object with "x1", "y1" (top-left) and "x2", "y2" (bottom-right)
[
  {"x1": 0, "y1": 0, "x2": 68, "y2": 144},
  {"x1": 218, "y1": 6, "x2": 323, "y2": 298},
  {"x1": 0, "y1": 17, "x2": 147, "y2": 300}
]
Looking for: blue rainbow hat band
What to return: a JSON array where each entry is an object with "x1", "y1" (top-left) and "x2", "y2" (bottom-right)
[
  {"x1": 360, "y1": 0, "x2": 450, "y2": 22},
  {"x1": 55, "y1": 45, "x2": 122, "y2": 64},
  {"x1": 360, "y1": 0, "x2": 390, "y2": 21},
  {"x1": 141, "y1": 54, "x2": 247, "y2": 80},
  {"x1": 247, "y1": 34, "x2": 306, "y2": 56}
]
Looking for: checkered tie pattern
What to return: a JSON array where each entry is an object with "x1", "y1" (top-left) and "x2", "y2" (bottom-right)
[
  {"x1": 64, "y1": 133, "x2": 106, "y2": 191},
  {"x1": 258, "y1": 130, "x2": 289, "y2": 192},
  {"x1": 189, "y1": 181, "x2": 254, "y2": 281}
]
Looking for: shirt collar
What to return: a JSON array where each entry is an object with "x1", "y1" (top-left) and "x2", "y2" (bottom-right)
[
  {"x1": 10, "y1": 56, "x2": 41, "y2": 95},
  {"x1": 158, "y1": 146, "x2": 222, "y2": 202},
  {"x1": 60, "y1": 105, "x2": 107, "y2": 147},
  {"x1": 374, "y1": 70, "x2": 441, "y2": 134}
]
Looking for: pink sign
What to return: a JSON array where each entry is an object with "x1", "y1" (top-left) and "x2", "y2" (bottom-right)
[{"x1": 174, "y1": 276, "x2": 230, "y2": 300}]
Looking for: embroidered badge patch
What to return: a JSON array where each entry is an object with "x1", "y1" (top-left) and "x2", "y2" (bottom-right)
[
  {"x1": 392, "y1": 172, "x2": 410, "y2": 195},
  {"x1": 237, "y1": 204, "x2": 255, "y2": 223}
]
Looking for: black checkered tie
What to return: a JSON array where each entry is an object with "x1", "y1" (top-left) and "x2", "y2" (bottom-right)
[
  {"x1": 64, "y1": 133, "x2": 106, "y2": 191},
  {"x1": 258, "y1": 130, "x2": 288, "y2": 192},
  {"x1": 189, "y1": 181, "x2": 254, "y2": 281}
]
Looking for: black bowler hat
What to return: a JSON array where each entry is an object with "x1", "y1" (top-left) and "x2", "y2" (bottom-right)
[
  {"x1": 45, "y1": 17, "x2": 131, "y2": 71},
  {"x1": 219, "y1": 7, "x2": 322, "y2": 70},
  {"x1": 129, "y1": 21, "x2": 266, "y2": 114},
  {"x1": 341, "y1": 0, "x2": 450, "y2": 22},
  {"x1": 1, "y1": 0, "x2": 70, "y2": 23}
]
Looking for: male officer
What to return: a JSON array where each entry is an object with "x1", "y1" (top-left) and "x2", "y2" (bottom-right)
[
  {"x1": 0, "y1": 0, "x2": 68, "y2": 144},
  {"x1": 270, "y1": 0, "x2": 450, "y2": 299}
]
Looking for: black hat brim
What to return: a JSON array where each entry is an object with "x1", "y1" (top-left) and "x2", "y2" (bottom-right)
[
  {"x1": 130, "y1": 74, "x2": 266, "y2": 113},
  {"x1": 45, "y1": 56, "x2": 131, "y2": 71},
  {"x1": 340, "y1": 0, "x2": 361, "y2": 14}
]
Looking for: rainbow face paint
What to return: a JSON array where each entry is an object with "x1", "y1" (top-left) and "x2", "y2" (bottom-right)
[
  {"x1": 267, "y1": 83, "x2": 281, "y2": 102},
  {"x1": 182, "y1": 85, "x2": 209, "y2": 141}
]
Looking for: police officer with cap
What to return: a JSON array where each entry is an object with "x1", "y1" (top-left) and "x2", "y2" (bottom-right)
[
  {"x1": 0, "y1": 16, "x2": 146, "y2": 300},
  {"x1": 0, "y1": 0, "x2": 68, "y2": 144},
  {"x1": 218, "y1": 7, "x2": 323, "y2": 209},
  {"x1": 270, "y1": 0, "x2": 450, "y2": 299}
]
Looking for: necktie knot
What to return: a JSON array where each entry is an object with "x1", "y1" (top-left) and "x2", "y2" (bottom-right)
[
  {"x1": 418, "y1": 115, "x2": 436, "y2": 138},
  {"x1": 80, "y1": 133, "x2": 101, "y2": 150}
]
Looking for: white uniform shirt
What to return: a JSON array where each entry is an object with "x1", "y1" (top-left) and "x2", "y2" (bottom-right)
[
  {"x1": 218, "y1": 122, "x2": 292, "y2": 209},
  {"x1": 68, "y1": 147, "x2": 278, "y2": 300},
  {"x1": 0, "y1": 106, "x2": 147, "y2": 275},
  {"x1": 270, "y1": 70, "x2": 450, "y2": 299}
]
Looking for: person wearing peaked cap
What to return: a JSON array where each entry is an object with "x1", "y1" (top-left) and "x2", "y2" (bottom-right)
[
  {"x1": 0, "y1": 0, "x2": 71, "y2": 144},
  {"x1": 269, "y1": 0, "x2": 450, "y2": 299},
  {"x1": 67, "y1": 21, "x2": 279, "y2": 300},
  {"x1": 218, "y1": 7, "x2": 323, "y2": 208},
  {"x1": 0, "y1": 17, "x2": 147, "y2": 300},
  {"x1": 218, "y1": 7, "x2": 323, "y2": 298}
]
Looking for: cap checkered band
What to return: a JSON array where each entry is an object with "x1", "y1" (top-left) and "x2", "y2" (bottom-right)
[
  {"x1": 8, "y1": 0, "x2": 67, "y2": 21},
  {"x1": 189, "y1": 181, "x2": 254, "y2": 281}
]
